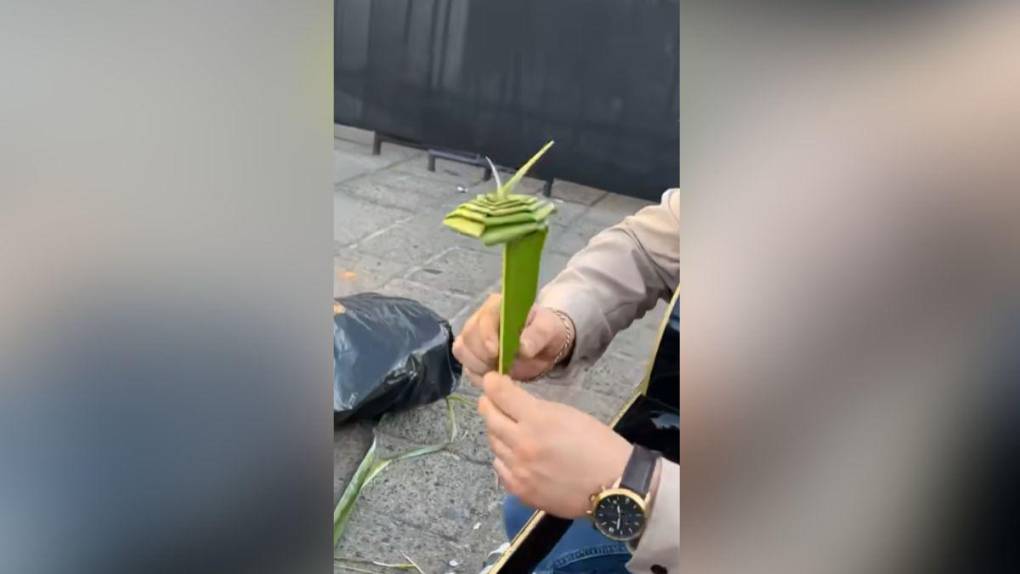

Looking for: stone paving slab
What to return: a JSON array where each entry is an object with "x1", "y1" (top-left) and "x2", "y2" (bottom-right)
[
  {"x1": 605, "y1": 325, "x2": 661, "y2": 362},
  {"x1": 604, "y1": 300, "x2": 671, "y2": 360},
  {"x1": 548, "y1": 180, "x2": 609, "y2": 206},
  {"x1": 365, "y1": 167, "x2": 471, "y2": 193},
  {"x1": 345, "y1": 169, "x2": 467, "y2": 208},
  {"x1": 546, "y1": 219, "x2": 610, "y2": 257},
  {"x1": 334, "y1": 508, "x2": 465, "y2": 574},
  {"x1": 456, "y1": 509, "x2": 512, "y2": 573},
  {"x1": 334, "y1": 152, "x2": 394, "y2": 185},
  {"x1": 335, "y1": 494, "x2": 506, "y2": 574},
  {"x1": 580, "y1": 351, "x2": 650, "y2": 401},
  {"x1": 586, "y1": 191, "x2": 657, "y2": 227},
  {"x1": 359, "y1": 436, "x2": 502, "y2": 541},
  {"x1": 334, "y1": 420, "x2": 502, "y2": 572},
  {"x1": 398, "y1": 157, "x2": 488, "y2": 186},
  {"x1": 545, "y1": 198, "x2": 591, "y2": 228},
  {"x1": 337, "y1": 179, "x2": 438, "y2": 213},
  {"x1": 333, "y1": 253, "x2": 409, "y2": 298},
  {"x1": 377, "y1": 396, "x2": 491, "y2": 466},
  {"x1": 333, "y1": 138, "x2": 421, "y2": 184},
  {"x1": 378, "y1": 277, "x2": 472, "y2": 320},
  {"x1": 524, "y1": 384, "x2": 627, "y2": 424},
  {"x1": 334, "y1": 192, "x2": 414, "y2": 247},
  {"x1": 356, "y1": 222, "x2": 465, "y2": 266},
  {"x1": 406, "y1": 247, "x2": 503, "y2": 297}
]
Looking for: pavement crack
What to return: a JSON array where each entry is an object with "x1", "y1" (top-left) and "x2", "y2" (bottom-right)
[{"x1": 348, "y1": 214, "x2": 415, "y2": 249}]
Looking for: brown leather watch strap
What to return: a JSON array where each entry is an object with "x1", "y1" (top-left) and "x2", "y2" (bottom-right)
[{"x1": 620, "y1": 444, "x2": 659, "y2": 496}]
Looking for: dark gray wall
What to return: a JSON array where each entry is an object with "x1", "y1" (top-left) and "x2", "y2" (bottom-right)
[{"x1": 335, "y1": 0, "x2": 679, "y2": 200}]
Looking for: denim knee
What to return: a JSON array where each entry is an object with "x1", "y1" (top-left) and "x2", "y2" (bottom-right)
[{"x1": 502, "y1": 494, "x2": 536, "y2": 540}]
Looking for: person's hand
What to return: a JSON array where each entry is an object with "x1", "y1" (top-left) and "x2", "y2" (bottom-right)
[
  {"x1": 478, "y1": 372, "x2": 633, "y2": 519},
  {"x1": 452, "y1": 294, "x2": 572, "y2": 387}
]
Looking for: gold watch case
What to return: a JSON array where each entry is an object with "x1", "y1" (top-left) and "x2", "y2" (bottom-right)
[{"x1": 586, "y1": 487, "x2": 649, "y2": 541}]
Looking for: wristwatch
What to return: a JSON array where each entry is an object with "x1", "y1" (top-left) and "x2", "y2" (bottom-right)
[{"x1": 587, "y1": 445, "x2": 661, "y2": 544}]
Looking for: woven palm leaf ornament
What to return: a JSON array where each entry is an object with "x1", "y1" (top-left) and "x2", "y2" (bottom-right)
[{"x1": 443, "y1": 141, "x2": 556, "y2": 374}]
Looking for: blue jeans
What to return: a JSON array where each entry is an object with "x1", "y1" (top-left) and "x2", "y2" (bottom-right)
[{"x1": 503, "y1": 496, "x2": 631, "y2": 574}]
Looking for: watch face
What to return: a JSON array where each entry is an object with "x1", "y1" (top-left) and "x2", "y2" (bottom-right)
[{"x1": 593, "y1": 493, "x2": 645, "y2": 540}]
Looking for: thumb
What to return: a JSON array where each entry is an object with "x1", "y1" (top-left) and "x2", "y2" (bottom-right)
[{"x1": 518, "y1": 322, "x2": 553, "y2": 359}]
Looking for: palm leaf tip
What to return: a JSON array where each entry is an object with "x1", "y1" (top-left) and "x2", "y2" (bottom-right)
[
  {"x1": 496, "y1": 140, "x2": 555, "y2": 199},
  {"x1": 442, "y1": 141, "x2": 557, "y2": 246}
]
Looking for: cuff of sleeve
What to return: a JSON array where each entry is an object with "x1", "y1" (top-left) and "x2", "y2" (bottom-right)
[{"x1": 627, "y1": 460, "x2": 678, "y2": 574}]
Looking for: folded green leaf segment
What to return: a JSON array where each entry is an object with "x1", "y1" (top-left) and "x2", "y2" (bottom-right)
[
  {"x1": 443, "y1": 141, "x2": 555, "y2": 374},
  {"x1": 498, "y1": 228, "x2": 546, "y2": 373}
]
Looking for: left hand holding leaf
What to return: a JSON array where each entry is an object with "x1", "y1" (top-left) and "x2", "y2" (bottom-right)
[
  {"x1": 477, "y1": 372, "x2": 633, "y2": 518},
  {"x1": 453, "y1": 297, "x2": 572, "y2": 387}
]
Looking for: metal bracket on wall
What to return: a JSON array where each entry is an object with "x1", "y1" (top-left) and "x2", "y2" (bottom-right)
[
  {"x1": 427, "y1": 148, "x2": 493, "y2": 182},
  {"x1": 372, "y1": 131, "x2": 423, "y2": 156}
]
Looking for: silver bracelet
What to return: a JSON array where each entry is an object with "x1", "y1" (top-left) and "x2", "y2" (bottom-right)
[
  {"x1": 526, "y1": 309, "x2": 576, "y2": 381},
  {"x1": 550, "y1": 309, "x2": 576, "y2": 366}
]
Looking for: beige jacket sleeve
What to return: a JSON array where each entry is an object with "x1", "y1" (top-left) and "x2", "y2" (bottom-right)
[
  {"x1": 537, "y1": 188, "x2": 679, "y2": 574},
  {"x1": 538, "y1": 188, "x2": 679, "y2": 373}
]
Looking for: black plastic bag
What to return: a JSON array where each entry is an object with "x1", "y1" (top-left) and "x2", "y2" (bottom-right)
[{"x1": 333, "y1": 293, "x2": 461, "y2": 423}]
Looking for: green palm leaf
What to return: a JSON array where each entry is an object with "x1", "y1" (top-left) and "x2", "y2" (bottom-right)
[{"x1": 442, "y1": 141, "x2": 555, "y2": 373}]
